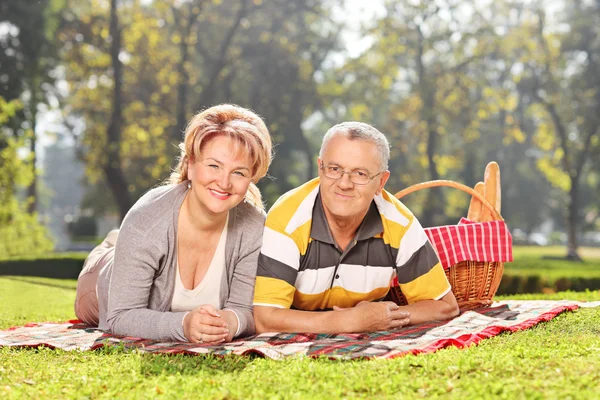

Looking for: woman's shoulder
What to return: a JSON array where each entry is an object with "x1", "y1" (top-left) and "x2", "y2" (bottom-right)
[
  {"x1": 122, "y1": 183, "x2": 187, "y2": 228},
  {"x1": 230, "y1": 200, "x2": 266, "y2": 231}
]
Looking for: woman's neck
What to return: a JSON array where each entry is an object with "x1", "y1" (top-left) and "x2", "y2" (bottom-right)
[{"x1": 181, "y1": 190, "x2": 228, "y2": 234}]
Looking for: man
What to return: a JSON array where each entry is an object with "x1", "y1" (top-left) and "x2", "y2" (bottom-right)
[{"x1": 253, "y1": 122, "x2": 459, "y2": 333}]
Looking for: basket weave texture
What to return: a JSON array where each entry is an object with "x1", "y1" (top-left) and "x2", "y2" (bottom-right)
[{"x1": 384, "y1": 163, "x2": 506, "y2": 311}]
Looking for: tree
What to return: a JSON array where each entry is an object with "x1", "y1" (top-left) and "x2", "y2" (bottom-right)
[
  {"x1": 517, "y1": 0, "x2": 600, "y2": 259},
  {"x1": 0, "y1": 96, "x2": 54, "y2": 258},
  {"x1": 0, "y1": 0, "x2": 62, "y2": 213}
]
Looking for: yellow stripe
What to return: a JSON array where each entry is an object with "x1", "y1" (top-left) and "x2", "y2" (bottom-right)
[
  {"x1": 380, "y1": 190, "x2": 414, "y2": 249},
  {"x1": 399, "y1": 263, "x2": 450, "y2": 303},
  {"x1": 265, "y1": 178, "x2": 319, "y2": 256},
  {"x1": 293, "y1": 286, "x2": 390, "y2": 311},
  {"x1": 253, "y1": 276, "x2": 296, "y2": 308},
  {"x1": 266, "y1": 178, "x2": 319, "y2": 229}
]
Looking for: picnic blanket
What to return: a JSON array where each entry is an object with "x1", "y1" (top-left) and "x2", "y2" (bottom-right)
[{"x1": 2, "y1": 300, "x2": 598, "y2": 360}]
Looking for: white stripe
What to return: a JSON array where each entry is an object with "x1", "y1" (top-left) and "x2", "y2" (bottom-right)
[
  {"x1": 295, "y1": 266, "x2": 336, "y2": 295},
  {"x1": 253, "y1": 303, "x2": 286, "y2": 308},
  {"x1": 496, "y1": 222, "x2": 501, "y2": 261},
  {"x1": 434, "y1": 286, "x2": 451, "y2": 300},
  {"x1": 437, "y1": 227, "x2": 451, "y2": 268},
  {"x1": 481, "y1": 223, "x2": 488, "y2": 261},
  {"x1": 374, "y1": 194, "x2": 410, "y2": 226},
  {"x1": 454, "y1": 224, "x2": 466, "y2": 261},
  {"x1": 396, "y1": 218, "x2": 429, "y2": 267},
  {"x1": 464, "y1": 224, "x2": 474, "y2": 260},
  {"x1": 285, "y1": 186, "x2": 320, "y2": 235},
  {"x1": 504, "y1": 222, "x2": 510, "y2": 261},
  {"x1": 472, "y1": 224, "x2": 480, "y2": 260},
  {"x1": 261, "y1": 227, "x2": 300, "y2": 271},
  {"x1": 335, "y1": 264, "x2": 395, "y2": 294},
  {"x1": 445, "y1": 225, "x2": 458, "y2": 266}
]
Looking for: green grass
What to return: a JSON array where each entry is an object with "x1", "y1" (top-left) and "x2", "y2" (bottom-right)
[
  {"x1": 1, "y1": 275, "x2": 600, "y2": 399},
  {"x1": 512, "y1": 245, "x2": 600, "y2": 259}
]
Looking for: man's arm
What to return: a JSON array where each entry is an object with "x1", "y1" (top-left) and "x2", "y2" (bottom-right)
[
  {"x1": 394, "y1": 215, "x2": 459, "y2": 323},
  {"x1": 254, "y1": 302, "x2": 410, "y2": 334},
  {"x1": 396, "y1": 291, "x2": 459, "y2": 325}
]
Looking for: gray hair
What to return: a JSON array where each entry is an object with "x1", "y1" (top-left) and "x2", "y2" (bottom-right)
[{"x1": 319, "y1": 121, "x2": 390, "y2": 170}]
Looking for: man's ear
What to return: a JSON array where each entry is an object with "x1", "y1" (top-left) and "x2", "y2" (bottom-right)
[{"x1": 376, "y1": 170, "x2": 390, "y2": 196}]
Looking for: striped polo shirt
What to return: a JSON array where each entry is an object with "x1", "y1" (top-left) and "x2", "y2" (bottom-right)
[{"x1": 253, "y1": 178, "x2": 450, "y2": 310}]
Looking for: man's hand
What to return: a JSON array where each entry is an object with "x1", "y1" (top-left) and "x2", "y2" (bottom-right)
[
  {"x1": 182, "y1": 304, "x2": 229, "y2": 343},
  {"x1": 336, "y1": 301, "x2": 410, "y2": 332}
]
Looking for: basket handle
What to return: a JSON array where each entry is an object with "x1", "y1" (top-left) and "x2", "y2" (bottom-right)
[{"x1": 394, "y1": 180, "x2": 503, "y2": 221}]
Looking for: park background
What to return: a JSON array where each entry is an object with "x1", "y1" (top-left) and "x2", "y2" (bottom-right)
[
  {"x1": 1, "y1": 0, "x2": 599, "y2": 259},
  {"x1": 1, "y1": 1, "x2": 600, "y2": 398}
]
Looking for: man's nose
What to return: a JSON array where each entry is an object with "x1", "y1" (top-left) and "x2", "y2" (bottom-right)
[{"x1": 337, "y1": 171, "x2": 354, "y2": 189}]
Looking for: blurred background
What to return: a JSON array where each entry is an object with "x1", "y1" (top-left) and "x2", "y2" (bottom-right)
[{"x1": 1, "y1": 0, "x2": 599, "y2": 261}]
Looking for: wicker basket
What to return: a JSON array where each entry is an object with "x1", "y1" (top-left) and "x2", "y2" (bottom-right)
[{"x1": 384, "y1": 179, "x2": 505, "y2": 311}]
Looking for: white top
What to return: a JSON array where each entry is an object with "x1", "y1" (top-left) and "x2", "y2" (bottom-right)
[{"x1": 171, "y1": 215, "x2": 228, "y2": 313}]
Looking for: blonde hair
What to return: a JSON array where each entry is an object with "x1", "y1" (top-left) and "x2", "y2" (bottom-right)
[{"x1": 168, "y1": 104, "x2": 272, "y2": 209}]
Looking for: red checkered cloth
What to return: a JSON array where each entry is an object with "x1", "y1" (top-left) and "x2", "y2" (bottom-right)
[{"x1": 424, "y1": 218, "x2": 513, "y2": 270}]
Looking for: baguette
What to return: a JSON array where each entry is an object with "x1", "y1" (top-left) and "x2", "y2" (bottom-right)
[
  {"x1": 481, "y1": 161, "x2": 501, "y2": 221},
  {"x1": 468, "y1": 181, "x2": 486, "y2": 222}
]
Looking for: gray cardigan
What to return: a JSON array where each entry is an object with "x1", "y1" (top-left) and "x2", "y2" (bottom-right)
[{"x1": 96, "y1": 182, "x2": 265, "y2": 341}]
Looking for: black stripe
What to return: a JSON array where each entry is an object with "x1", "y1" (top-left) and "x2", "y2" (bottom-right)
[
  {"x1": 396, "y1": 241, "x2": 440, "y2": 284},
  {"x1": 257, "y1": 253, "x2": 298, "y2": 286},
  {"x1": 299, "y1": 238, "x2": 397, "y2": 271},
  {"x1": 343, "y1": 239, "x2": 396, "y2": 266}
]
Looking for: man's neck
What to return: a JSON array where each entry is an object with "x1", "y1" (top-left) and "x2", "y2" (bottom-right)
[{"x1": 322, "y1": 207, "x2": 368, "y2": 251}]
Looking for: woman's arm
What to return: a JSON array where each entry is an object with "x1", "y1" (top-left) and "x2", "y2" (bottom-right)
[
  {"x1": 105, "y1": 224, "x2": 189, "y2": 341},
  {"x1": 222, "y1": 214, "x2": 263, "y2": 338}
]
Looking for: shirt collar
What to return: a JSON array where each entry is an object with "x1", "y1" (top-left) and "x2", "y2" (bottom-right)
[{"x1": 310, "y1": 191, "x2": 383, "y2": 243}]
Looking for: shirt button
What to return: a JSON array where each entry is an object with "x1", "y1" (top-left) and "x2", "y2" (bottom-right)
[{"x1": 335, "y1": 274, "x2": 340, "y2": 279}]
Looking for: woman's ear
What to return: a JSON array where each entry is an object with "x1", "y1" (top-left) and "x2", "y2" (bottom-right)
[{"x1": 187, "y1": 156, "x2": 195, "y2": 181}]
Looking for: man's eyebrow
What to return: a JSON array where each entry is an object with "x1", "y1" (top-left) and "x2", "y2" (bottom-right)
[
  {"x1": 324, "y1": 161, "x2": 370, "y2": 172},
  {"x1": 205, "y1": 158, "x2": 250, "y2": 171}
]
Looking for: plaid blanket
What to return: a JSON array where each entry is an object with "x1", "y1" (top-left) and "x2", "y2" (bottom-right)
[
  {"x1": 424, "y1": 218, "x2": 513, "y2": 270},
  {"x1": 2, "y1": 300, "x2": 598, "y2": 360}
]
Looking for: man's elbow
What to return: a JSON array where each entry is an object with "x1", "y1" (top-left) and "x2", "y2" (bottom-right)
[
  {"x1": 441, "y1": 299, "x2": 460, "y2": 320},
  {"x1": 437, "y1": 292, "x2": 460, "y2": 320},
  {"x1": 446, "y1": 302, "x2": 460, "y2": 319},
  {"x1": 253, "y1": 307, "x2": 274, "y2": 333}
]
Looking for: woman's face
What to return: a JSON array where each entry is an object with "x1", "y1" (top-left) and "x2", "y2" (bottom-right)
[{"x1": 187, "y1": 135, "x2": 253, "y2": 217}]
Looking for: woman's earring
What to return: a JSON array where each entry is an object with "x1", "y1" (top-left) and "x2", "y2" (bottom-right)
[{"x1": 187, "y1": 181, "x2": 192, "y2": 189}]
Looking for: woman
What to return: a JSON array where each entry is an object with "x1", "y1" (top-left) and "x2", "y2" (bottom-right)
[{"x1": 74, "y1": 104, "x2": 272, "y2": 344}]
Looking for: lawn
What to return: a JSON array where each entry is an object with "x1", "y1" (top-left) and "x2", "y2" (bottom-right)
[{"x1": 1, "y1": 275, "x2": 600, "y2": 399}]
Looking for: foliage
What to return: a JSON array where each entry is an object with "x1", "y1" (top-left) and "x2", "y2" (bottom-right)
[
  {"x1": 1, "y1": 276, "x2": 600, "y2": 399},
  {"x1": 56, "y1": 0, "x2": 343, "y2": 215},
  {"x1": 0, "y1": 97, "x2": 54, "y2": 258}
]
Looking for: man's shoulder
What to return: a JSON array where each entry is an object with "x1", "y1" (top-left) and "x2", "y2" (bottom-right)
[
  {"x1": 266, "y1": 178, "x2": 320, "y2": 233},
  {"x1": 375, "y1": 189, "x2": 416, "y2": 229}
]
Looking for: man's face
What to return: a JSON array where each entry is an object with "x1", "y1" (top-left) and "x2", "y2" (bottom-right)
[{"x1": 318, "y1": 134, "x2": 390, "y2": 220}]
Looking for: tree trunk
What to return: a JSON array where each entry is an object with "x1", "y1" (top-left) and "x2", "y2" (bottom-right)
[
  {"x1": 416, "y1": 25, "x2": 442, "y2": 227},
  {"x1": 566, "y1": 176, "x2": 582, "y2": 261},
  {"x1": 106, "y1": 0, "x2": 133, "y2": 222},
  {"x1": 26, "y1": 114, "x2": 37, "y2": 214}
]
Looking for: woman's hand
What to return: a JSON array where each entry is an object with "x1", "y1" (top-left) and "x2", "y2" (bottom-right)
[{"x1": 182, "y1": 304, "x2": 230, "y2": 343}]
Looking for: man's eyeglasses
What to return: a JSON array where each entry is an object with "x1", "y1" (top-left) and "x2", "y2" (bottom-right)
[{"x1": 319, "y1": 162, "x2": 383, "y2": 185}]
